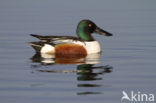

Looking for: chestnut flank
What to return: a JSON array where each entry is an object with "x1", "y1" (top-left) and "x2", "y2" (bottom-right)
[{"x1": 55, "y1": 44, "x2": 87, "y2": 58}]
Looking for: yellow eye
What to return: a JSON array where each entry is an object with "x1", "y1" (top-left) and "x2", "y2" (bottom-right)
[{"x1": 89, "y1": 24, "x2": 92, "y2": 27}]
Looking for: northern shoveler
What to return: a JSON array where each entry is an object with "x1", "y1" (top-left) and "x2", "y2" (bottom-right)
[{"x1": 29, "y1": 19, "x2": 112, "y2": 58}]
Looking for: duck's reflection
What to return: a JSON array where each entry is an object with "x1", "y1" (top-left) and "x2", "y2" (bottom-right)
[
  {"x1": 31, "y1": 53, "x2": 100, "y2": 65},
  {"x1": 77, "y1": 64, "x2": 112, "y2": 81},
  {"x1": 30, "y1": 53, "x2": 113, "y2": 95},
  {"x1": 76, "y1": 64, "x2": 112, "y2": 95}
]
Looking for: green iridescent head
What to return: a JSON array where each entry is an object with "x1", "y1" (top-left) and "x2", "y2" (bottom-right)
[{"x1": 76, "y1": 20, "x2": 112, "y2": 41}]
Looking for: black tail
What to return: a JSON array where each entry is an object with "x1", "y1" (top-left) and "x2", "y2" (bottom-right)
[
  {"x1": 30, "y1": 34, "x2": 44, "y2": 40},
  {"x1": 28, "y1": 42, "x2": 44, "y2": 53}
]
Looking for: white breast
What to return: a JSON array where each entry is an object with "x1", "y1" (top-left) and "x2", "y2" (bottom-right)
[{"x1": 83, "y1": 41, "x2": 101, "y2": 54}]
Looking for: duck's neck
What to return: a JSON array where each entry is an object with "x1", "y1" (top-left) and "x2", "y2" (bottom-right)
[{"x1": 76, "y1": 27, "x2": 94, "y2": 41}]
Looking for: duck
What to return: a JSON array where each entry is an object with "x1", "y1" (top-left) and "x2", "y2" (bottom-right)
[{"x1": 29, "y1": 19, "x2": 112, "y2": 58}]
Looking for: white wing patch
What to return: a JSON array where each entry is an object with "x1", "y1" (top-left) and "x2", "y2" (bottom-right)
[{"x1": 52, "y1": 39, "x2": 85, "y2": 45}]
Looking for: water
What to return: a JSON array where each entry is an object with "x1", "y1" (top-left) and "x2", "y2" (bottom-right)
[{"x1": 0, "y1": 0, "x2": 156, "y2": 103}]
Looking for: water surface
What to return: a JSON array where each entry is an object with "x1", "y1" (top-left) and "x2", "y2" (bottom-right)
[{"x1": 0, "y1": 0, "x2": 156, "y2": 103}]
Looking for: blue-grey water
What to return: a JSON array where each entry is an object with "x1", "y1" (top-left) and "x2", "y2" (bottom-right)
[{"x1": 0, "y1": 0, "x2": 156, "y2": 103}]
